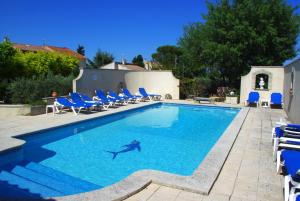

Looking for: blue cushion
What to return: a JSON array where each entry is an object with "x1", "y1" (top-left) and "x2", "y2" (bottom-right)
[
  {"x1": 286, "y1": 141, "x2": 300, "y2": 146},
  {"x1": 95, "y1": 90, "x2": 116, "y2": 104},
  {"x1": 275, "y1": 127, "x2": 284, "y2": 138},
  {"x1": 275, "y1": 125, "x2": 300, "y2": 138},
  {"x1": 139, "y1": 87, "x2": 149, "y2": 97},
  {"x1": 271, "y1": 93, "x2": 282, "y2": 105},
  {"x1": 288, "y1": 124, "x2": 300, "y2": 130},
  {"x1": 247, "y1": 92, "x2": 259, "y2": 103},
  {"x1": 282, "y1": 150, "x2": 300, "y2": 178}
]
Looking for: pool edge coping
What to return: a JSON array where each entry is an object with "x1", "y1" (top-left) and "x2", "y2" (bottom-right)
[{"x1": 51, "y1": 105, "x2": 249, "y2": 201}]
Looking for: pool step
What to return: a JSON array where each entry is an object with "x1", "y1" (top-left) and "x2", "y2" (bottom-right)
[
  {"x1": 0, "y1": 162, "x2": 101, "y2": 198},
  {"x1": 0, "y1": 170, "x2": 63, "y2": 197},
  {"x1": 11, "y1": 165, "x2": 80, "y2": 195},
  {"x1": 0, "y1": 180, "x2": 41, "y2": 199},
  {"x1": 25, "y1": 162, "x2": 100, "y2": 191}
]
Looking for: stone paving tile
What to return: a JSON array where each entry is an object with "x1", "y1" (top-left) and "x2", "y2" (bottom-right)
[
  {"x1": 229, "y1": 196, "x2": 256, "y2": 201},
  {"x1": 125, "y1": 183, "x2": 161, "y2": 201},
  {"x1": 175, "y1": 191, "x2": 204, "y2": 201},
  {"x1": 256, "y1": 182, "x2": 284, "y2": 201},
  {"x1": 210, "y1": 175, "x2": 235, "y2": 196},
  {"x1": 232, "y1": 179, "x2": 258, "y2": 200},
  {"x1": 147, "y1": 186, "x2": 181, "y2": 201},
  {"x1": 202, "y1": 193, "x2": 230, "y2": 201}
]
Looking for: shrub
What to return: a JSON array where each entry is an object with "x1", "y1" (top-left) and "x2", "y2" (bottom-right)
[
  {"x1": 180, "y1": 77, "x2": 212, "y2": 99},
  {"x1": 15, "y1": 51, "x2": 79, "y2": 77},
  {"x1": 0, "y1": 80, "x2": 9, "y2": 103},
  {"x1": 0, "y1": 41, "x2": 80, "y2": 102},
  {"x1": 216, "y1": 87, "x2": 229, "y2": 98},
  {"x1": 8, "y1": 72, "x2": 74, "y2": 104}
]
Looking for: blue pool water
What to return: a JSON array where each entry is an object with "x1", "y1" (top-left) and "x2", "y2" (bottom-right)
[{"x1": 0, "y1": 103, "x2": 239, "y2": 197}]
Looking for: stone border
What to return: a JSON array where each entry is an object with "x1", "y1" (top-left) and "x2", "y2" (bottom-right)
[{"x1": 0, "y1": 102, "x2": 249, "y2": 201}]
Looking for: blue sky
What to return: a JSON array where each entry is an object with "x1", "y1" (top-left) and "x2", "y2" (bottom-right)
[{"x1": 0, "y1": 0, "x2": 299, "y2": 63}]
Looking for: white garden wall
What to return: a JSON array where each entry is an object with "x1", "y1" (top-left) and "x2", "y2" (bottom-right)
[
  {"x1": 73, "y1": 69, "x2": 179, "y2": 99},
  {"x1": 240, "y1": 66, "x2": 284, "y2": 104}
]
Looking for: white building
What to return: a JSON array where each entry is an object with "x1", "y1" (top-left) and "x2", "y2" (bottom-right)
[{"x1": 100, "y1": 61, "x2": 146, "y2": 71}]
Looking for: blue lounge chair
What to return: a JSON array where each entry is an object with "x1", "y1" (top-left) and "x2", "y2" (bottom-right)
[
  {"x1": 290, "y1": 193, "x2": 300, "y2": 201},
  {"x1": 278, "y1": 150, "x2": 300, "y2": 201},
  {"x1": 272, "y1": 124, "x2": 300, "y2": 143},
  {"x1": 272, "y1": 124, "x2": 300, "y2": 159},
  {"x1": 93, "y1": 90, "x2": 115, "y2": 107},
  {"x1": 122, "y1": 88, "x2": 141, "y2": 102},
  {"x1": 54, "y1": 97, "x2": 90, "y2": 115},
  {"x1": 245, "y1": 91, "x2": 259, "y2": 107},
  {"x1": 108, "y1": 91, "x2": 128, "y2": 105},
  {"x1": 139, "y1": 87, "x2": 162, "y2": 101},
  {"x1": 79, "y1": 93, "x2": 108, "y2": 110},
  {"x1": 273, "y1": 124, "x2": 300, "y2": 140},
  {"x1": 270, "y1": 92, "x2": 283, "y2": 107},
  {"x1": 69, "y1": 92, "x2": 99, "y2": 108}
]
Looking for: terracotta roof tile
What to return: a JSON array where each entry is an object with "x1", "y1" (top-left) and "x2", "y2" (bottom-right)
[
  {"x1": 13, "y1": 44, "x2": 46, "y2": 52},
  {"x1": 12, "y1": 43, "x2": 86, "y2": 61},
  {"x1": 45, "y1": 45, "x2": 86, "y2": 61}
]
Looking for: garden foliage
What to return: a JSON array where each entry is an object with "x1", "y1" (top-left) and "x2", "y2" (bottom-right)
[
  {"x1": 8, "y1": 72, "x2": 74, "y2": 104},
  {"x1": 0, "y1": 41, "x2": 79, "y2": 103}
]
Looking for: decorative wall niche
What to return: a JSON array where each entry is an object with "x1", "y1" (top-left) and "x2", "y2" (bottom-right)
[{"x1": 252, "y1": 70, "x2": 272, "y2": 90}]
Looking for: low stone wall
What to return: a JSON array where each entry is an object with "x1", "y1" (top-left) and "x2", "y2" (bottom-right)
[{"x1": 0, "y1": 104, "x2": 45, "y2": 117}]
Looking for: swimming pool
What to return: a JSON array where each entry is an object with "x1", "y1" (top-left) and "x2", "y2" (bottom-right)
[{"x1": 0, "y1": 103, "x2": 240, "y2": 198}]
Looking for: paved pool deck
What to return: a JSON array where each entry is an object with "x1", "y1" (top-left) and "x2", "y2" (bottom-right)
[
  {"x1": 0, "y1": 100, "x2": 286, "y2": 201},
  {"x1": 125, "y1": 105, "x2": 285, "y2": 201}
]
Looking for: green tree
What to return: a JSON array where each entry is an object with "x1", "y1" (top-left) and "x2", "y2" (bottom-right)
[
  {"x1": 151, "y1": 45, "x2": 183, "y2": 71},
  {"x1": 132, "y1": 54, "x2": 145, "y2": 67},
  {"x1": 0, "y1": 41, "x2": 23, "y2": 101},
  {"x1": 92, "y1": 50, "x2": 114, "y2": 68},
  {"x1": 77, "y1": 45, "x2": 85, "y2": 56},
  {"x1": 179, "y1": 0, "x2": 300, "y2": 88},
  {"x1": 0, "y1": 41, "x2": 23, "y2": 79}
]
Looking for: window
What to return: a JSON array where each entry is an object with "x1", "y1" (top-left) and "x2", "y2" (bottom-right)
[{"x1": 255, "y1": 74, "x2": 269, "y2": 90}]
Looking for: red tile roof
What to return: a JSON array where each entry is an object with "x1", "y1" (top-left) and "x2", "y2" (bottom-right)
[
  {"x1": 44, "y1": 45, "x2": 85, "y2": 61},
  {"x1": 12, "y1": 43, "x2": 86, "y2": 61},
  {"x1": 13, "y1": 43, "x2": 46, "y2": 52}
]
